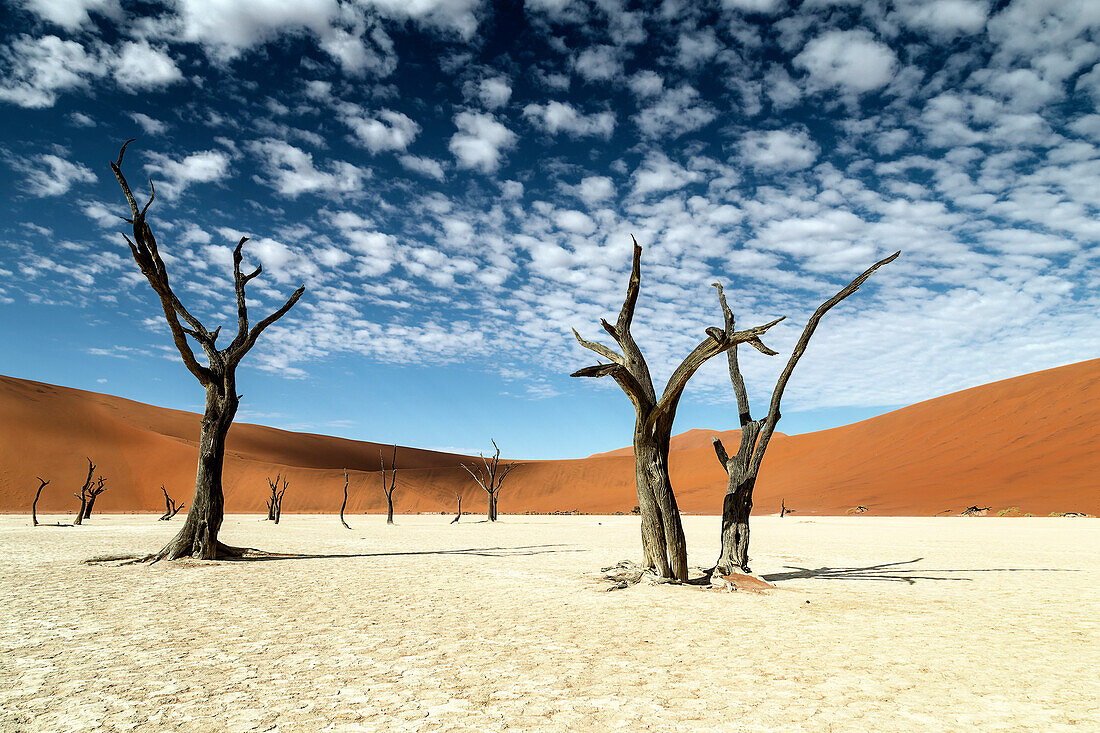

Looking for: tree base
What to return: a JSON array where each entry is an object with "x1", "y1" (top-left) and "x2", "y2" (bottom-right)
[
  {"x1": 597, "y1": 559, "x2": 772, "y2": 592},
  {"x1": 84, "y1": 541, "x2": 274, "y2": 566}
]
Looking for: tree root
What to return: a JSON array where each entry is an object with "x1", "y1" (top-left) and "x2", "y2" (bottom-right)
[
  {"x1": 597, "y1": 559, "x2": 770, "y2": 592},
  {"x1": 84, "y1": 541, "x2": 280, "y2": 566}
]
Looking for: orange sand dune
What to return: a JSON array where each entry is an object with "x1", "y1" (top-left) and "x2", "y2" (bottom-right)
[{"x1": 1, "y1": 358, "x2": 1097, "y2": 517}]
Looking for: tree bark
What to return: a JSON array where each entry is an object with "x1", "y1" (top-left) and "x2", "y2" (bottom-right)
[
  {"x1": 32, "y1": 477, "x2": 49, "y2": 527},
  {"x1": 571, "y1": 238, "x2": 783, "y2": 581},
  {"x1": 157, "y1": 386, "x2": 236, "y2": 560},
  {"x1": 340, "y1": 469, "x2": 351, "y2": 529},
  {"x1": 451, "y1": 493, "x2": 462, "y2": 524},
  {"x1": 710, "y1": 251, "x2": 899, "y2": 574},
  {"x1": 72, "y1": 458, "x2": 95, "y2": 526},
  {"x1": 105, "y1": 140, "x2": 304, "y2": 562}
]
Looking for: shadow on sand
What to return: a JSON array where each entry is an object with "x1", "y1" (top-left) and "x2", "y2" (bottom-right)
[
  {"x1": 762, "y1": 558, "x2": 1079, "y2": 585},
  {"x1": 218, "y1": 543, "x2": 588, "y2": 562}
]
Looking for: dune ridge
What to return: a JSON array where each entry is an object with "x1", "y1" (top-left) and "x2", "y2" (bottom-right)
[{"x1": 1, "y1": 358, "x2": 1097, "y2": 517}]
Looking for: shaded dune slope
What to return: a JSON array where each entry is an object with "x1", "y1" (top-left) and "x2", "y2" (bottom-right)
[{"x1": 1, "y1": 358, "x2": 1097, "y2": 517}]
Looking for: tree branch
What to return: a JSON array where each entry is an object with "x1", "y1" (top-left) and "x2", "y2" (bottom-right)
[
  {"x1": 750, "y1": 251, "x2": 900, "y2": 474},
  {"x1": 572, "y1": 329, "x2": 624, "y2": 365},
  {"x1": 712, "y1": 282, "x2": 752, "y2": 426}
]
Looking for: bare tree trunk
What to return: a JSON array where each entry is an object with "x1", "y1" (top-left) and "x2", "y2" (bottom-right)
[
  {"x1": 340, "y1": 469, "x2": 351, "y2": 529},
  {"x1": 72, "y1": 458, "x2": 95, "y2": 526},
  {"x1": 710, "y1": 252, "x2": 898, "y2": 574},
  {"x1": 380, "y1": 446, "x2": 397, "y2": 524},
  {"x1": 156, "y1": 387, "x2": 236, "y2": 559},
  {"x1": 488, "y1": 492, "x2": 497, "y2": 522},
  {"x1": 451, "y1": 493, "x2": 461, "y2": 524},
  {"x1": 572, "y1": 238, "x2": 782, "y2": 582},
  {"x1": 32, "y1": 477, "x2": 49, "y2": 526},
  {"x1": 97, "y1": 140, "x2": 304, "y2": 563},
  {"x1": 461, "y1": 440, "x2": 519, "y2": 524}
]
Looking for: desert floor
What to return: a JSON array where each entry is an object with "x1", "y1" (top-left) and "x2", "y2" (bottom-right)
[{"x1": 1, "y1": 514, "x2": 1097, "y2": 732}]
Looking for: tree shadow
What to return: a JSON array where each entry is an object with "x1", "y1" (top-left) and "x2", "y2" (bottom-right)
[
  {"x1": 217, "y1": 543, "x2": 587, "y2": 562},
  {"x1": 762, "y1": 558, "x2": 1079, "y2": 585}
]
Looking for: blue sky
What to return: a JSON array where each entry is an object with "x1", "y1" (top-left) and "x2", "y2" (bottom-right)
[{"x1": 0, "y1": 0, "x2": 1097, "y2": 459}]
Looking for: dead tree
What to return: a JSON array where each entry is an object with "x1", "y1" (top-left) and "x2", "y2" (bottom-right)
[
  {"x1": 267, "y1": 474, "x2": 288, "y2": 524},
  {"x1": 32, "y1": 477, "x2": 50, "y2": 526},
  {"x1": 340, "y1": 469, "x2": 351, "y2": 529},
  {"x1": 450, "y1": 492, "x2": 462, "y2": 524},
  {"x1": 81, "y1": 476, "x2": 107, "y2": 519},
  {"x1": 710, "y1": 252, "x2": 898, "y2": 574},
  {"x1": 379, "y1": 446, "x2": 398, "y2": 524},
  {"x1": 109, "y1": 140, "x2": 304, "y2": 561},
  {"x1": 460, "y1": 439, "x2": 519, "y2": 522},
  {"x1": 571, "y1": 237, "x2": 783, "y2": 581},
  {"x1": 159, "y1": 486, "x2": 184, "y2": 520},
  {"x1": 780, "y1": 499, "x2": 788, "y2": 518},
  {"x1": 72, "y1": 458, "x2": 96, "y2": 526}
]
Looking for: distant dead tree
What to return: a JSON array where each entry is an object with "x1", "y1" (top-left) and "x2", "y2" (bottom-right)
[
  {"x1": 780, "y1": 499, "x2": 789, "y2": 518},
  {"x1": 81, "y1": 476, "x2": 108, "y2": 519},
  {"x1": 101, "y1": 140, "x2": 304, "y2": 562},
  {"x1": 266, "y1": 474, "x2": 288, "y2": 524},
  {"x1": 961, "y1": 506, "x2": 989, "y2": 517},
  {"x1": 159, "y1": 486, "x2": 184, "y2": 521},
  {"x1": 31, "y1": 477, "x2": 50, "y2": 526},
  {"x1": 450, "y1": 492, "x2": 462, "y2": 524},
  {"x1": 460, "y1": 440, "x2": 519, "y2": 522},
  {"x1": 710, "y1": 252, "x2": 897, "y2": 574},
  {"x1": 571, "y1": 237, "x2": 783, "y2": 581},
  {"x1": 340, "y1": 469, "x2": 351, "y2": 529},
  {"x1": 847, "y1": 505, "x2": 870, "y2": 514},
  {"x1": 379, "y1": 446, "x2": 398, "y2": 524},
  {"x1": 72, "y1": 458, "x2": 96, "y2": 526}
]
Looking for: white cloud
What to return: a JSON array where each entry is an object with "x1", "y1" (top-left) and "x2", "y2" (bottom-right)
[
  {"x1": 144, "y1": 149, "x2": 231, "y2": 198},
  {"x1": 341, "y1": 106, "x2": 420, "y2": 152},
  {"x1": 740, "y1": 128, "x2": 819, "y2": 171},
  {"x1": 360, "y1": 0, "x2": 482, "y2": 40},
  {"x1": 631, "y1": 152, "x2": 703, "y2": 197},
  {"x1": 896, "y1": 0, "x2": 989, "y2": 37},
  {"x1": 634, "y1": 85, "x2": 716, "y2": 138},
  {"x1": 449, "y1": 111, "x2": 517, "y2": 173},
  {"x1": 477, "y1": 76, "x2": 511, "y2": 108},
  {"x1": 249, "y1": 139, "x2": 365, "y2": 197},
  {"x1": 572, "y1": 44, "x2": 623, "y2": 82},
  {"x1": 574, "y1": 175, "x2": 615, "y2": 205},
  {"x1": 552, "y1": 209, "x2": 596, "y2": 234},
  {"x1": 0, "y1": 35, "x2": 104, "y2": 108},
  {"x1": 128, "y1": 112, "x2": 168, "y2": 135},
  {"x1": 523, "y1": 101, "x2": 615, "y2": 138},
  {"x1": 721, "y1": 0, "x2": 783, "y2": 13},
  {"x1": 18, "y1": 153, "x2": 96, "y2": 196},
  {"x1": 164, "y1": 0, "x2": 338, "y2": 61},
  {"x1": 399, "y1": 154, "x2": 446, "y2": 181},
  {"x1": 112, "y1": 40, "x2": 184, "y2": 92},
  {"x1": 794, "y1": 29, "x2": 898, "y2": 93},
  {"x1": 19, "y1": 0, "x2": 121, "y2": 30},
  {"x1": 628, "y1": 70, "x2": 663, "y2": 98}
]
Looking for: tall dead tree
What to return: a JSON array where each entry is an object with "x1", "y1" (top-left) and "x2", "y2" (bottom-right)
[
  {"x1": 31, "y1": 477, "x2": 49, "y2": 526},
  {"x1": 159, "y1": 486, "x2": 184, "y2": 520},
  {"x1": 111, "y1": 140, "x2": 304, "y2": 560},
  {"x1": 460, "y1": 440, "x2": 519, "y2": 522},
  {"x1": 81, "y1": 476, "x2": 107, "y2": 519},
  {"x1": 379, "y1": 446, "x2": 397, "y2": 524},
  {"x1": 267, "y1": 474, "x2": 288, "y2": 524},
  {"x1": 72, "y1": 458, "x2": 96, "y2": 526},
  {"x1": 450, "y1": 492, "x2": 462, "y2": 524},
  {"x1": 340, "y1": 469, "x2": 351, "y2": 529},
  {"x1": 571, "y1": 237, "x2": 783, "y2": 581},
  {"x1": 710, "y1": 252, "x2": 898, "y2": 574}
]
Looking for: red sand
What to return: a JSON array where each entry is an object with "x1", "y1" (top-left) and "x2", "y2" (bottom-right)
[{"x1": 1, "y1": 358, "x2": 1097, "y2": 517}]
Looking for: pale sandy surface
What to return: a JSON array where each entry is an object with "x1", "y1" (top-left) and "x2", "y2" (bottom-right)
[{"x1": 1, "y1": 515, "x2": 1097, "y2": 732}]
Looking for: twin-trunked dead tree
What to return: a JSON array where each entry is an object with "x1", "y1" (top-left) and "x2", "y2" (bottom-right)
[
  {"x1": 460, "y1": 440, "x2": 519, "y2": 521},
  {"x1": 572, "y1": 237, "x2": 896, "y2": 582},
  {"x1": 73, "y1": 458, "x2": 107, "y2": 525},
  {"x1": 103, "y1": 141, "x2": 304, "y2": 561},
  {"x1": 159, "y1": 486, "x2": 184, "y2": 521},
  {"x1": 266, "y1": 474, "x2": 288, "y2": 523},
  {"x1": 709, "y1": 251, "x2": 898, "y2": 575}
]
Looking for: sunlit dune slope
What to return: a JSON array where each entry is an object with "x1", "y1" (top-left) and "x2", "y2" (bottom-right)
[{"x1": 1, "y1": 358, "x2": 1096, "y2": 517}]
